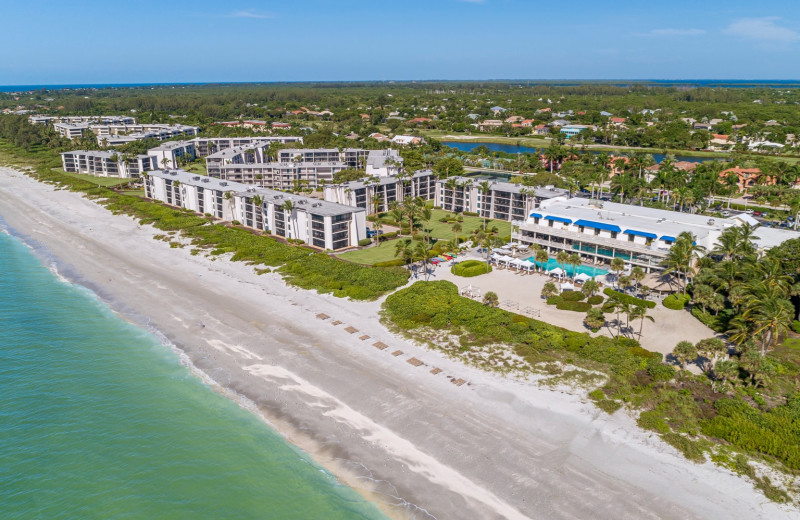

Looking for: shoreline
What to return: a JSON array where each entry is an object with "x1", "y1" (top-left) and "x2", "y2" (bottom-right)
[{"x1": 1, "y1": 166, "x2": 796, "y2": 519}]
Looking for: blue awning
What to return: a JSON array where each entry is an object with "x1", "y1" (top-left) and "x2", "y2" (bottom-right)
[
  {"x1": 660, "y1": 235, "x2": 676, "y2": 243},
  {"x1": 530, "y1": 212, "x2": 543, "y2": 219},
  {"x1": 624, "y1": 229, "x2": 658, "y2": 239},
  {"x1": 545, "y1": 215, "x2": 572, "y2": 224},
  {"x1": 574, "y1": 219, "x2": 621, "y2": 232}
]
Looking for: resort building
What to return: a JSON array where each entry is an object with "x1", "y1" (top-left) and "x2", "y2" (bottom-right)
[
  {"x1": 144, "y1": 169, "x2": 366, "y2": 250},
  {"x1": 513, "y1": 197, "x2": 766, "y2": 272},
  {"x1": 720, "y1": 167, "x2": 774, "y2": 193},
  {"x1": 560, "y1": 124, "x2": 592, "y2": 138},
  {"x1": 323, "y1": 170, "x2": 436, "y2": 214},
  {"x1": 276, "y1": 148, "x2": 402, "y2": 176},
  {"x1": 55, "y1": 122, "x2": 199, "y2": 143},
  {"x1": 435, "y1": 177, "x2": 569, "y2": 222},
  {"x1": 61, "y1": 150, "x2": 157, "y2": 178},
  {"x1": 207, "y1": 156, "x2": 349, "y2": 190}
]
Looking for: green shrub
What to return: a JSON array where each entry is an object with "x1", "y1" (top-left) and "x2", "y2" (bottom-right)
[
  {"x1": 546, "y1": 296, "x2": 563, "y2": 306},
  {"x1": 647, "y1": 363, "x2": 676, "y2": 382},
  {"x1": 587, "y1": 295, "x2": 604, "y2": 305},
  {"x1": 792, "y1": 320, "x2": 800, "y2": 334},
  {"x1": 400, "y1": 225, "x2": 411, "y2": 234},
  {"x1": 638, "y1": 410, "x2": 671, "y2": 434},
  {"x1": 663, "y1": 293, "x2": 690, "y2": 310},
  {"x1": 603, "y1": 288, "x2": 656, "y2": 309},
  {"x1": 451, "y1": 260, "x2": 491, "y2": 277},
  {"x1": 561, "y1": 290, "x2": 586, "y2": 302},
  {"x1": 462, "y1": 211, "x2": 479, "y2": 216},
  {"x1": 380, "y1": 231, "x2": 398, "y2": 240},
  {"x1": 358, "y1": 238, "x2": 372, "y2": 246},
  {"x1": 556, "y1": 300, "x2": 592, "y2": 312}
]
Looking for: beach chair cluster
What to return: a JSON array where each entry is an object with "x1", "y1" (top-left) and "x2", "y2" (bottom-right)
[{"x1": 430, "y1": 253, "x2": 455, "y2": 265}]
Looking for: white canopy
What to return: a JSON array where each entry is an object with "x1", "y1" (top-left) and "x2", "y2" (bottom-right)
[
  {"x1": 521, "y1": 259, "x2": 536, "y2": 270},
  {"x1": 549, "y1": 267, "x2": 564, "y2": 276},
  {"x1": 574, "y1": 272, "x2": 592, "y2": 282},
  {"x1": 560, "y1": 282, "x2": 576, "y2": 291},
  {"x1": 510, "y1": 258, "x2": 526, "y2": 267}
]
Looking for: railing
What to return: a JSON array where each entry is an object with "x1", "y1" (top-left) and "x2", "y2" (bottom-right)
[{"x1": 514, "y1": 227, "x2": 669, "y2": 257}]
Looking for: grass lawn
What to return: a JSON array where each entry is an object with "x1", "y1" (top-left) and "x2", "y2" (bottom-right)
[
  {"x1": 184, "y1": 161, "x2": 207, "y2": 176},
  {"x1": 426, "y1": 208, "x2": 511, "y2": 240},
  {"x1": 55, "y1": 169, "x2": 131, "y2": 187},
  {"x1": 337, "y1": 239, "x2": 403, "y2": 265},
  {"x1": 119, "y1": 189, "x2": 145, "y2": 197}
]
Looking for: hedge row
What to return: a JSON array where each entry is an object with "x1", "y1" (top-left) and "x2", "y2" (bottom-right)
[
  {"x1": 603, "y1": 288, "x2": 656, "y2": 309},
  {"x1": 587, "y1": 295, "x2": 604, "y2": 305},
  {"x1": 452, "y1": 260, "x2": 491, "y2": 277},
  {"x1": 556, "y1": 300, "x2": 592, "y2": 312},
  {"x1": 561, "y1": 290, "x2": 586, "y2": 302}
]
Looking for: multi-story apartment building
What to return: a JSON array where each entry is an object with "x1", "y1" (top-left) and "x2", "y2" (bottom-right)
[
  {"x1": 60, "y1": 150, "x2": 157, "y2": 178},
  {"x1": 435, "y1": 177, "x2": 569, "y2": 222},
  {"x1": 190, "y1": 136, "x2": 302, "y2": 156},
  {"x1": 54, "y1": 122, "x2": 90, "y2": 139},
  {"x1": 30, "y1": 114, "x2": 137, "y2": 125},
  {"x1": 148, "y1": 141, "x2": 197, "y2": 169},
  {"x1": 277, "y1": 148, "x2": 402, "y2": 175},
  {"x1": 144, "y1": 169, "x2": 366, "y2": 250},
  {"x1": 323, "y1": 170, "x2": 436, "y2": 214}
]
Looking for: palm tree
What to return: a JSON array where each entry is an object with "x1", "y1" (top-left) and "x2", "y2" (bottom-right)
[
  {"x1": 394, "y1": 238, "x2": 414, "y2": 265},
  {"x1": 584, "y1": 308, "x2": 606, "y2": 331},
  {"x1": 713, "y1": 359, "x2": 740, "y2": 391},
  {"x1": 251, "y1": 194, "x2": 264, "y2": 230},
  {"x1": 535, "y1": 247, "x2": 549, "y2": 272},
  {"x1": 372, "y1": 193, "x2": 384, "y2": 215},
  {"x1": 630, "y1": 266, "x2": 645, "y2": 294},
  {"x1": 556, "y1": 251, "x2": 569, "y2": 276},
  {"x1": 282, "y1": 199, "x2": 296, "y2": 239},
  {"x1": 740, "y1": 295, "x2": 794, "y2": 356},
  {"x1": 451, "y1": 221, "x2": 462, "y2": 240},
  {"x1": 567, "y1": 253, "x2": 581, "y2": 278},
  {"x1": 483, "y1": 291, "x2": 499, "y2": 307},
  {"x1": 661, "y1": 232, "x2": 706, "y2": 295},
  {"x1": 630, "y1": 302, "x2": 654, "y2": 340},
  {"x1": 160, "y1": 157, "x2": 172, "y2": 170},
  {"x1": 373, "y1": 219, "x2": 384, "y2": 246},
  {"x1": 414, "y1": 240, "x2": 434, "y2": 280},
  {"x1": 603, "y1": 292, "x2": 629, "y2": 338},
  {"x1": 673, "y1": 341, "x2": 697, "y2": 372},
  {"x1": 610, "y1": 257, "x2": 626, "y2": 288},
  {"x1": 696, "y1": 337, "x2": 727, "y2": 375},
  {"x1": 581, "y1": 279, "x2": 600, "y2": 298}
]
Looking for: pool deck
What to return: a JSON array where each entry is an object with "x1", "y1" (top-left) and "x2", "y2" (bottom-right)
[{"x1": 424, "y1": 253, "x2": 716, "y2": 355}]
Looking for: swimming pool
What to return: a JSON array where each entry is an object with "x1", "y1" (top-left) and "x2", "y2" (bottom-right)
[{"x1": 524, "y1": 257, "x2": 609, "y2": 277}]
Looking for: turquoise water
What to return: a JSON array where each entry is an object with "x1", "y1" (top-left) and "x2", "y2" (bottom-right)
[
  {"x1": 0, "y1": 230, "x2": 386, "y2": 520},
  {"x1": 525, "y1": 257, "x2": 609, "y2": 277}
]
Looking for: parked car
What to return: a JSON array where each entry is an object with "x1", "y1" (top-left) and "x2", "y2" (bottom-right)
[{"x1": 753, "y1": 211, "x2": 762, "y2": 216}]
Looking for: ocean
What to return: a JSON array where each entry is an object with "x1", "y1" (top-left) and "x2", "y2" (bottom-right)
[{"x1": 0, "y1": 228, "x2": 386, "y2": 519}]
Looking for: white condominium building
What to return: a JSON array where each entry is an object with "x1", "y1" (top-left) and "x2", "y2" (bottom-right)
[
  {"x1": 191, "y1": 136, "x2": 302, "y2": 156},
  {"x1": 513, "y1": 197, "x2": 773, "y2": 272},
  {"x1": 323, "y1": 170, "x2": 436, "y2": 214},
  {"x1": 277, "y1": 148, "x2": 403, "y2": 175},
  {"x1": 144, "y1": 170, "x2": 366, "y2": 250},
  {"x1": 30, "y1": 114, "x2": 137, "y2": 125},
  {"x1": 435, "y1": 177, "x2": 569, "y2": 223},
  {"x1": 54, "y1": 122, "x2": 90, "y2": 139},
  {"x1": 60, "y1": 150, "x2": 157, "y2": 178},
  {"x1": 148, "y1": 141, "x2": 197, "y2": 169}
]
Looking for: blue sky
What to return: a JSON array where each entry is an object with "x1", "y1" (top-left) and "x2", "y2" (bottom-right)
[{"x1": 1, "y1": 0, "x2": 799, "y2": 84}]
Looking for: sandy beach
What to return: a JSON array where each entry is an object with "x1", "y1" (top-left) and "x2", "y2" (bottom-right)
[{"x1": 1, "y1": 166, "x2": 796, "y2": 520}]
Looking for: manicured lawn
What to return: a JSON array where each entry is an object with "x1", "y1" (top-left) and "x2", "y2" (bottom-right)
[
  {"x1": 426, "y1": 208, "x2": 511, "y2": 240},
  {"x1": 56, "y1": 169, "x2": 131, "y2": 187},
  {"x1": 337, "y1": 239, "x2": 403, "y2": 265},
  {"x1": 184, "y1": 161, "x2": 207, "y2": 176},
  {"x1": 119, "y1": 189, "x2": 145, "y2": 197}
]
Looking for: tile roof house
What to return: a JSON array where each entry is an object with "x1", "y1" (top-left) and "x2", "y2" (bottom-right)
[{"x1": 720, "y1": 167, "x2": 774, "y2": 193}]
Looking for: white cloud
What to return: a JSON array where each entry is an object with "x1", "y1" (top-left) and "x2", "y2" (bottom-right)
[
  {"x1": 227, "y1": 9, "x2": 273, "y2": 19},
  {"x1": 634, "y1": 28, "x2": 706, "y2": 37},
  {"x1": 723, "y1": 17, "x2": 800, "y2": 43}
]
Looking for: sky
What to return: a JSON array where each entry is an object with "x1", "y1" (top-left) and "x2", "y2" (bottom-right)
[{"x1": 1, "y1": 0, "x2": 800, "y2": 84}]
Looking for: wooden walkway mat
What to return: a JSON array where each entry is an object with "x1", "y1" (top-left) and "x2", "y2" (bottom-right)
[
  {"x1": 430, "y1": 367, "x2": 442, "y2": 375},
  {"x1": 358, "y1": 335, "x2": 370, "y2": 341},
  {"x1": 391, "y1": 350, "x2": 404, "y2": 357},
  {"x1": 331, "y1": 320, "x2": 342, "y2": 326},
  {"x1": 407, "y1": 357, "x2": 423, "y2": 367},
  {"x1": 373, "y1": 341, "x2": 389, "y2": 350},
  {"x1": 344, "y1": 326, "x2": 358, "y2": 334},
  {"x1": 452, "y1": 378, "x2": 466, "y2": 387},
  {"x1": 316, "y1": 313, "x2": 330, "y2": 320}
]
